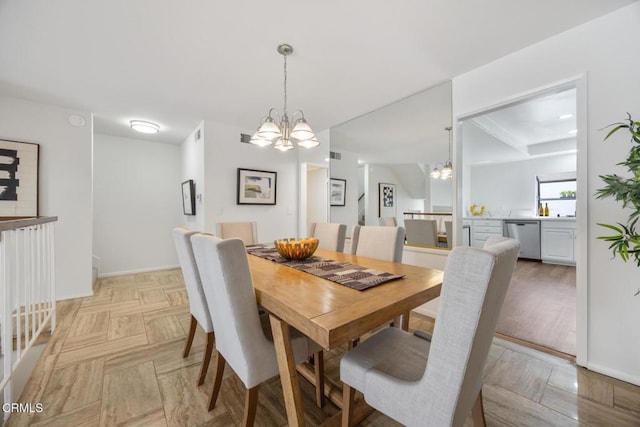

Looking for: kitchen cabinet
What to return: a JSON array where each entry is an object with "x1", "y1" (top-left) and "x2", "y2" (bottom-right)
[
  {"x1": 541, "y1": 220, "x2": 576, "y2": 265},
  {"x1": 470, "y1": 219, "x2": 503, "y2": 248}
]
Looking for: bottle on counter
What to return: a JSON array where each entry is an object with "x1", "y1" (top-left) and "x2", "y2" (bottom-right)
[
  {"x1": 544, "y1": 203, "x2": 549, "y2": 216},
  {"x1": 539, "y1": 203, "x2": 544, "y2": 216}
]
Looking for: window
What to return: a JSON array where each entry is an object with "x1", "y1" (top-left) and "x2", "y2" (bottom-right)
[{"x1": 537, "y1": 174, "x2": 576, "y2": 217}]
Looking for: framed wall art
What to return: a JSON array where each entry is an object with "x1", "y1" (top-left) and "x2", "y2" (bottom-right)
[
  {"x1": 378, "y1": 182, "x2": 396, "y2": 218},
  {"x1": 330, "y1": 178, "x2": 346, "y2": 206},
  {"x1": 237, "y1": 168, "x2": 277, "y2": 205},
  {"x1": 0, "y1": 139, "x2": 39, "y2": 218},
  {"x1": 181, "y1": 179, "x2": 196, "y2": 215}
]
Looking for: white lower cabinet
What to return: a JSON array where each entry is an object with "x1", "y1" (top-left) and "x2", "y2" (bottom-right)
[
  {"x1": 541, "y1": 220, "x2": 576, "y2": 265},
  {"x1": 470, "y1": 219, "x2": 503, "y2": 248}
]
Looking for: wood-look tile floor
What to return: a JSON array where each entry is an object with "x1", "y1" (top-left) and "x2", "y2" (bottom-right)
[
  {"x1": 7, "y1": 269, "x2": 640, "y2": 426},
  {"x1": 496, "y1": 260, "x2": 577, "y2": 356}
]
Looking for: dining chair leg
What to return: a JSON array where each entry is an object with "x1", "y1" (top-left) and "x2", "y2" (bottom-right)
[
  {"x1": 314, "y1": 350, "x2": 325, "y2": 408},
  {"x1": 183, "y1": 314, "x2": 197, "y2": 357},
  {"x1": 342, "y1": 383, "x2": 355, "y2": 427},
  {"x1": 208, "y1": 351, "x2": 226, "y2": 411},
  {"x1": 348, "y1": 338, "x2": 359, "y2": 350},
  {"x1": 242, "y1": 385, "x2": 260, "y2": 427},
  {"x1": 472, "y1": 387, "x2": 486, "y2": 427},
  {"x1": 198, "y1": 331, "x2": 215, "y2": 385}
]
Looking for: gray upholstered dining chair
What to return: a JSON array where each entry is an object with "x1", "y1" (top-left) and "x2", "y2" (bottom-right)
[
  {"x1": 190, "y1": 234, "x2": 324, "y2": 424},
  {"x1": 350, "y1": 225, "x2": 405, "y2": 263},
  {"x1": 340, "y1": 236, "x2": 520, "y2": 427},
  {"x1": 172, "y1": 227, "x2": 215, "y2": 386},
  {"x1": 378, "y1": 216, "x2": 397, "y2": 226},
  {"x1": 445, "y1": 220, "x2": 453, "y2": 248},
  {"x1": 404, "y1": 219, "x2": 439, "y2": 247},
  {"x1": 216, "y1": 221, "x2": 258, "y2": 245},
  {"x1": 310, "y1": 222, "x2": 347, "y2": 252}
]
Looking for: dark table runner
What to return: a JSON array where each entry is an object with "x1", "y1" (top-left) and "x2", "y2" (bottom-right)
[{"x1": 246, "y1": 245, "x2": 404, "y2": 291}]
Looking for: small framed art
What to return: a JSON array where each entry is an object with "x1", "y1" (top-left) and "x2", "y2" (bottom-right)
[
  {"x1": 182, "y1": 179, "x2": 196, "y2": 215},
  {"x1": 0, "y1": 139, "x2": 39, "y2": 218},
  {"x1": 330, "y1": 178, "x2": 346, "y2": 206},
  {"x1": 237, "y1": 168, "x2": 277, "y2": 205},
  {"x1": 378, "y1": 182, "x2": 396, "y2": 218}
]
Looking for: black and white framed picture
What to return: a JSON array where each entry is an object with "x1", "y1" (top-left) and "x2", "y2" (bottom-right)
[
  {"x1": 237, "y1": 168, "x2": 277, "y2": 205},
  {"x1": 330, "y1": 178, "x2": 346, "y2": 206},
  {"x1": 0, "y1": 139, "x2": 39, "y2": 218},
  {"x1": 182, "y1": 179, "x2": 196, "y2": 215},
  {"x1": 378, "y1": 182, "x2": 396, "y2": 218}
]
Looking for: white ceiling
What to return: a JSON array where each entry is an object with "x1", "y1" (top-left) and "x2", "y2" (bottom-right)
[
  {"x1": 330, "y1": 81, "x2": 452, "y2": 164},
  {"x1": 463, "y1": 88, "x2": 577, "y2": 165},
  {"x1": 0, "y1": 1, "x2": 636, "y2": 144}
]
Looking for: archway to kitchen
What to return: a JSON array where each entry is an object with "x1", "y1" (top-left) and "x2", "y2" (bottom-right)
[{"x1": 456, "y1": 77, "x2": 586, "y2": 361}]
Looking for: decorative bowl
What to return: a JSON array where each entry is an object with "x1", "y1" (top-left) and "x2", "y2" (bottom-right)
[{"x1": 274, "y1": 237, "x2": 319, "y2": 260}]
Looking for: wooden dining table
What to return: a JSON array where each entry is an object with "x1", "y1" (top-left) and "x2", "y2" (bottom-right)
[{"x1": 248, "y1": 248, "x2": 443, "y2": 426}]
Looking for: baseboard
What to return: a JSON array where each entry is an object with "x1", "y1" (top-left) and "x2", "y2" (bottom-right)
[
  {"x1": 56, "y1": 291, "x2": 95, "y2": 301},
  {"x1": 98, "y1": 264, "x2": 180, "y2": 279},
  {"x1": 587, "y1": 362, "x2": 640, "y2": 387}
]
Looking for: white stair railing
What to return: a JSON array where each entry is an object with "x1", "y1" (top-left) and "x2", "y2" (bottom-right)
[{"x1": 0, "y1": 217, "x2": 56, "y2": 425}]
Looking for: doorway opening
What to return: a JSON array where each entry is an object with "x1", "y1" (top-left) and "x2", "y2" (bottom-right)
[
  {"x1": 458, "y1": 82, "x2": 583, "y2": 359},
  {"x1": 304, "y1": 163, "x2": 329, "y2": 236}
]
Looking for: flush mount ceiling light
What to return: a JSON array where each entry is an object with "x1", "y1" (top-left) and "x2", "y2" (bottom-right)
[
  {"x1": 431, "y1": 126, "x2": 453, "y2": 180},
  {"x1": 250, "y1": 44, "x2": 319, "y2": 151},
  {"x1": 130, "y1": 120, "x2": 160, "y2": 134}
]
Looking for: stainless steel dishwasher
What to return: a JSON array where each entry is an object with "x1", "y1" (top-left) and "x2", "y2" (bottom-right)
[{"x1": 503, "y1": 220, "x2": 541, "y2": 260}]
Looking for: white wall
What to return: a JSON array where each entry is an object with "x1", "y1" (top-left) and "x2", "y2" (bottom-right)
[
  {"x1": 469, "y1": 154, "x2": 576, "y2": 216},
  {"x1": 329, "y1": 149, "x2": 359, "y2": 235},
  {"x1": 200, "y1": 120, "x2": 299, "y2": 242},
  {"x1": 0, "y1": 96, "x2": 92, "y2": 299},
  {"x1": 430, "y1": 176, "x2": 453, "y2": 210},
  {"x1": 93, "y1": 134, "x2": 182, "y2": 276},
  {"x1": 453, "y1": 3, "x2": 640, "y2": 384},
  {"x1": 181, "y1": 122, "x2": 205, "y2": 231}
]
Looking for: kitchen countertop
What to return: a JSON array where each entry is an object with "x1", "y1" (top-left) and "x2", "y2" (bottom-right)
[{"x1": 463, "y1": 216, "x2": 576, "y2": 222}]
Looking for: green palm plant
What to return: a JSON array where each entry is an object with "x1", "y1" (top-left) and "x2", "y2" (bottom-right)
[{"x1": 596, "y1": 113, "x2": 640, "y2": 295}]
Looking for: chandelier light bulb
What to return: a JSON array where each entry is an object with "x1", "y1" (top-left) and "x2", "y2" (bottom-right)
[
  {"x1": 291, "y1": 118, "x2": 314, "y2": 140},
  {"x1": 256, "y1": 117, "x2": 282, "y2": 140},
  {"x1": 250, "y1": 132, "x2": 273, "y2": 147},
  {"x1": 433, "y1": 126, "x2": 453, "y2": 180}
]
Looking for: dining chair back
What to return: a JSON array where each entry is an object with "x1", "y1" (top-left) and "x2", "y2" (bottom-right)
[
  {"x1": 340, "y1": 236, "x2": 520, "y2": 427},
  {"x1": 172, "y1": 227, "x2": 215, "y2": 385},
  {"x1": 378, "y1": 216, "x2": 397, "y2": 226},
  {"x1": 445, "y1": 220, "x2": 453, "y2": 248},
  {"x1": 216, "y1": 221, "x2": 258, "y2": 245},
  {"x1": 350, "y1": 225, "x2": 404, "y2": 262},
  {"x1": 190, "y1": 234, "x2": 324, "y2": 422},
  {"x1": 310, "y1": 222, "x2": 347, "y2": 252},
  {"x1": 404, "y1": 219, "x2": 438, "y2": 247}
]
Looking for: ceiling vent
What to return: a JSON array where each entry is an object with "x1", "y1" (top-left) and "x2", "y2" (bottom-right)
[
  {"x1": 240, "y1": 133, "x2": 252, "y2": 144},
  {"x1": 329, "y1": 151, "x2": 341, "y2": 160}
]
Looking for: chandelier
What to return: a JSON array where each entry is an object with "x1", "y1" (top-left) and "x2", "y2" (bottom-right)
[
  {"x1": 431, "y1": 126, "x2": 453, "y2": 180},
  {"x1": 250, "y1": 44, "x2": 319, "y2": 151}
]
